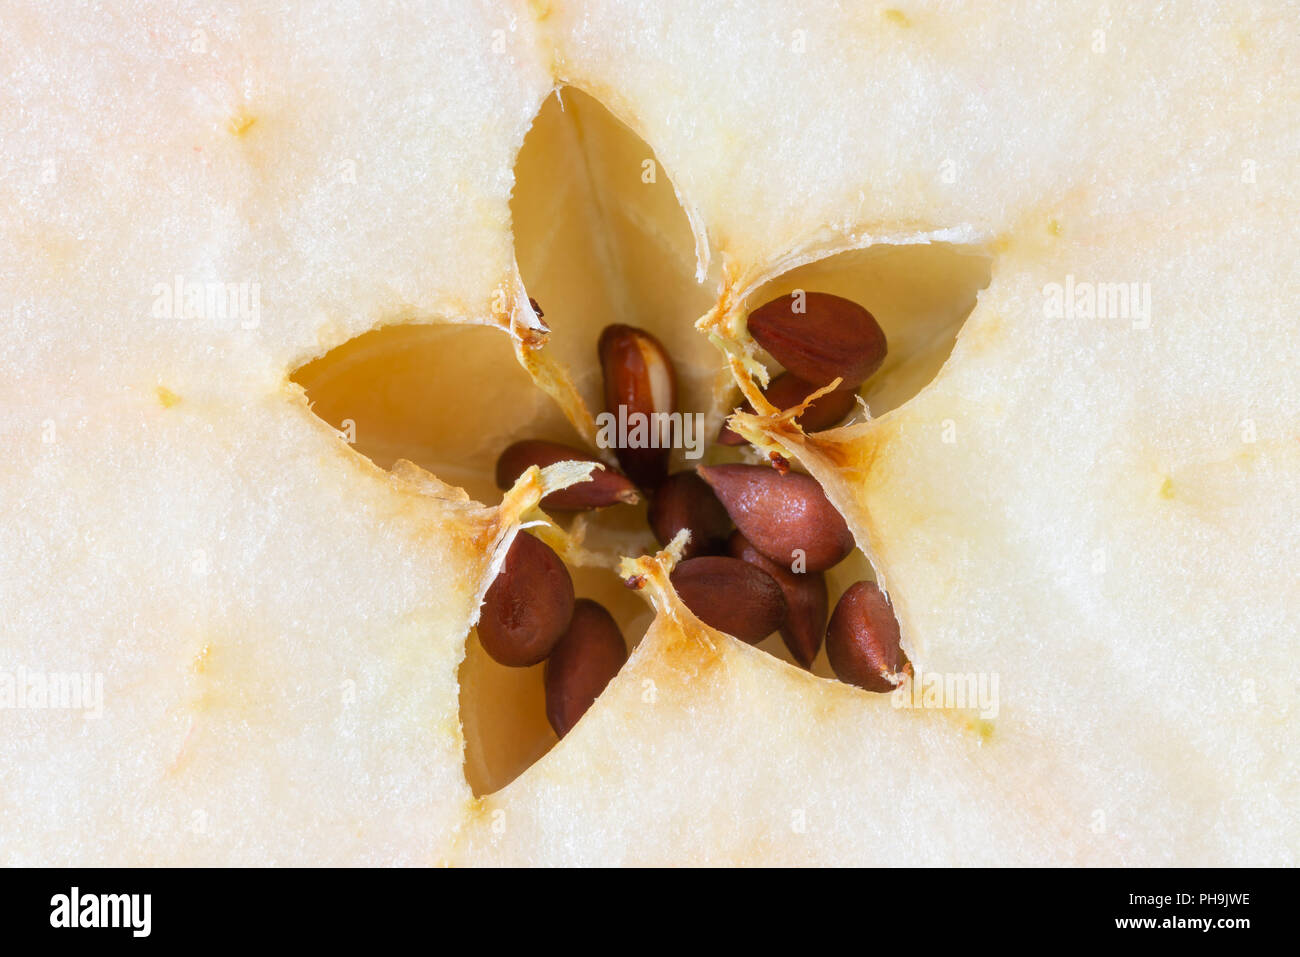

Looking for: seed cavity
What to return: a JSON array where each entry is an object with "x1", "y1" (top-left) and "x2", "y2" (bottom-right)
[{"x1": 474, "y1": 289, "x2": 902, "y2": 771}]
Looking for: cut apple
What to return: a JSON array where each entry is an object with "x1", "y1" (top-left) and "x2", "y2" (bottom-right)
[{"x1": 0, "y1": 0, "x2": 1294, "y2": 866}]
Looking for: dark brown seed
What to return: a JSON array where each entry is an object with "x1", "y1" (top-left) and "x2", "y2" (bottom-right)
[
  {"x1": 648, "y1": 471, "x2": 733, "y2": 559},
  {"x1": 598, "y1": 324, "x2": 678, "y2": 488},
  {"x1": 477, "y1": 532, "x2": 575, "y2": 667},
  {"x1": 544, "y1": 599, "x2": 628, "y2": 738},
  {"x1": 528, "y1": 297, "x2": 544, "y2": 318},
  {"x1": 747, "y1": 292, "x2": 887, "y2": 390},
  {"x1": 728, "y1": 531, "x2": 828, "y2": 669},
  {"x1": 718, "y1": 372, "x2": 860, "y2": 445},
  {"x1": 825, "y1": 580, "x2": 905, "y2": 693},
  {"x1": 669, "y1": 556, "x2": 787, "y2": 644},
  {"x1": 495, "y1": 439, "x2": 639, "y2": 511},
  {"x1": 697, "y1": 464, "x2": 854, "y2": 572}
]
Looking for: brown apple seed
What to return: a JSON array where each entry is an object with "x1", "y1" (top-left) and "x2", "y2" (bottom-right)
[
  {"x1": 648, "y1": 471, "x2": 733, "y2": 559},
  {"x1": 825, "y1": 580, "x2": 906, "y2": 693},
  {"x1": 477, "y1": 531, "x2": 575, "y2": 667},
  {"x1": 544, "y1": 598, "x2": 628, "y2": 738},
  {"x1": 747, "y1": 292, "x2": 886, "y2": 390},
  {"x1": 598, "y1": 323, "x2": 678, "y2": 489},
  {"x1": 728, "y1": 530, "x2": 828, "y2": 669},
  {"x1": 697, "y1": 464, "x2": 854, "y2": 572},
  {"x1": 669, "y1": 556, "x2": 788, "y2": 644},
  {"x1": 495, "y1": 439, "x2": 639, "y2": 511}
]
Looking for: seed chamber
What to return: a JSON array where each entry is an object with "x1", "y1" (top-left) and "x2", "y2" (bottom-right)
[{"x1": 291, "y1": 86, "x2": 991, "y2": 795}]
